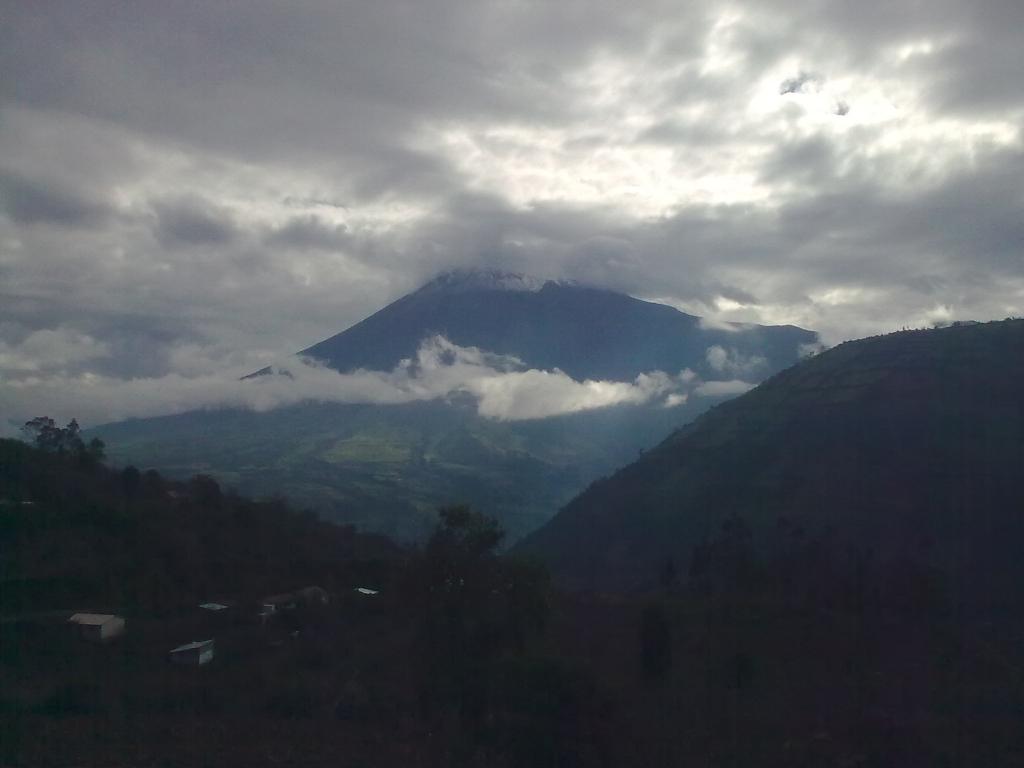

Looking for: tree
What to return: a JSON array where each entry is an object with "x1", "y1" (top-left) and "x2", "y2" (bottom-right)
[
  {"x1": 639, "y1": 602, "x2": 672, "y2": 681},
  {"x1": 141, "y1": 469, "x2": 164, "y2": 497},
  {"x1": 411, "y1": 506, "x2": 549, "y2": 729},
  {"x1": 121, "y1": 466, "x2": 141, "y2": 499},
  {"x1": 21, "y1": 417, "x2": 65, "y2": 452},
  {"x1": 84, "y1": 437, "x2": 105, "y2": 465},
  {"x1": 189, "y1": 474, "x2": 223, "y2": 508},
  {"x1": 689, "y1": 515, "x2": 758, "y2": 595},
  {"x1": 658, "y1": 556, "x2": 678, "y2": 591},
  {"x1": 20, "y1": 417, "x2": 104, "y2": 467}
]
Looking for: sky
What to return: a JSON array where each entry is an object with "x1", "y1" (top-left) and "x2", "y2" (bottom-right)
[{"x1": 1, "y1": 0, "x2": 1022, "y2": 430}]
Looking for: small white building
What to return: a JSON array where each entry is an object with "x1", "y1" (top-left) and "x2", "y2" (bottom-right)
[
  {"x1": 68, "y1": 613, "x2": 125, "y2": 642},
  {"x1": 198, "y1": 602, "x2": 230, "y2": 611},
  {"x1": 169, "y1": 639, "x2": 215, "y2": 666}
]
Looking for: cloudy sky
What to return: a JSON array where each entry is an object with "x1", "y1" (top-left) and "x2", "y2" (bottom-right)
[{"x1": 2, "y1": 0, "x2": 1022, "y2": 430}]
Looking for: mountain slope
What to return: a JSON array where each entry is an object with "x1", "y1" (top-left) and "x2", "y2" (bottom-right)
[
  {"x1": 518, "y1": 319, "x2": 1024, "y2": 594},
  {"x1": 300, "y1": 270, "x2": 814, "y2": 381},
  {"x1": 93, "y1": 271, "x2": 819, "y2": 541}
]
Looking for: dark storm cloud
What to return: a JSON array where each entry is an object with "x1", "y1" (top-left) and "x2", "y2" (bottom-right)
[
  {"x1": 0, "y1": 0, "x2": 1022, "y2": 426},
  {"x1": 266, "y1": 217, "x2": 351, "y2": 252},
  {"x1": 0, "y1": 1, "x2": 699, "y2": 181},
  {"x1": 780, "y1": 72, "x2": 819, "y2": 95},
  {"x1": 152, "y1": 197, "x2": 237, "y2": 248},
  {"x1": 781, "y1": 0, "x2": 1024, "y2": 116},
  {"x1": 759, "y1": 136, "x2": 840, "y2": 186},
  {"x1": 636, "y1": 118, "x2": 727, "y2": 147},
  {"x1": 879, "y1": 148, "x2": 1024, "y2": 274},
  {"x1": 0, "y1": 170, "x2": 110, "y2": 227}
]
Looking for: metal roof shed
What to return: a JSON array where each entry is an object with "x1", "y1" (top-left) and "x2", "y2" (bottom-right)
[
  {"x1": 68, "y1": 613, "x2": 125, "y2": 642},
  {"x1": 169, "y1": 639, "x2": 215, "y2": 666}
]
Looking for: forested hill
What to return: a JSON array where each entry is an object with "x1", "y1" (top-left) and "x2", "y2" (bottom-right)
[
  {"x1": 518, "y1": 319, "x2": 1024, "y2": 596},
  {"x1": 0, "y1": 436, "x2": 400, "y2": 617}
]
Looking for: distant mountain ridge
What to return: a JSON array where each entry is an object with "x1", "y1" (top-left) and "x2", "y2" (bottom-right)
[{"x1": 517, "y1": 319, "x2": 1024, "y2": 597}]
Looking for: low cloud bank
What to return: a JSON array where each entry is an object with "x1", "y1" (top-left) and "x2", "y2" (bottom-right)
[
  {"x1": 0, "y1": 328, "x2": 111, "y2": 374},
  {"x1": 0, "y1": 336, "x2": 757, "y2": 433},
  {"x1": 693, "y1": 379, "x2": 757, "y2": 397},
  {"x1": 705, "y1": 345, "x2": 767, "y2": 377}
]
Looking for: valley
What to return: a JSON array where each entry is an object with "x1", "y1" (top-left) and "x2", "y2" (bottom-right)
[{"x1": 92, "y1": 272, "x2": 817, "y2": 541}]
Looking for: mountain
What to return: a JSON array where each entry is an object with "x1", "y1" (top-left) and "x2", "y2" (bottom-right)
[
  {"x1": 297, "y1": 269, "x2": 814, "y2": 381},
  {"x1": 517, "y1": 319, "x2": 1024, "y2": 597},
  {"x1": 93, "y1": 270, "x2": 819, "y2": 541}
]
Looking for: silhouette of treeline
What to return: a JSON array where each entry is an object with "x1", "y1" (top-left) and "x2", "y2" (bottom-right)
[
  {"x1": 0, "y1": 426, "x2": 400, "y2": 616},
  {"x1": 1, "y1": 430, "x2": 605, "y2": 767},
  {"x1": 5, "y1": 412, "x2": 1024, "y2": 765}
]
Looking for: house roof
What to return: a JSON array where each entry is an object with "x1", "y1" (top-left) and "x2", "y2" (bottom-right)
[
  {"x1": 68, "y1": 613, "x2": 119, "y2": 625},
  {"x1": 198, "y1": 602, "x2": 230, "y2": 611},
  {"x1": 170, "y1": 639, "x2": 214, "y2": 653}
]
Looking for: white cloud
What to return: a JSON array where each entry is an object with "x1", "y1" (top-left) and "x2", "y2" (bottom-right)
[
  {"x1": 0, "y1": 336, "x2": 702, "y2": 432},
  {"x1": 705, "y1": 345, "x2": 728, "y2": 371},
  {"x1": 2, "y1": 0, "x2": 1022, "y2": 388},
  {"x1": 705, "y1": 345, "x2": 767, "y2": 376},
  {"x1": 663, "y1": 392, "x2": 689, "y2": 408},
  {"x1": 470, "y1": 369, "x2": 680, "y2": 420},
  {"x1": 0, "y1": 328, "x2": 111, "y2": 374},
  {"x1": 694, "y1": 379, "x2": 756, "y2": 397},
  {"x1": 696, "y1": 315, "x2": 748, "y2": 332},
  {"x1": 798, "y1": 340, "x2": 826, "y2": 358}
]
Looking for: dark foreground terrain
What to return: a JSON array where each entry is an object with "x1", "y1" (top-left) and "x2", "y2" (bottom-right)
[{"x1": 4, "y1": 425, "x2": 1024, "y2": 767}]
